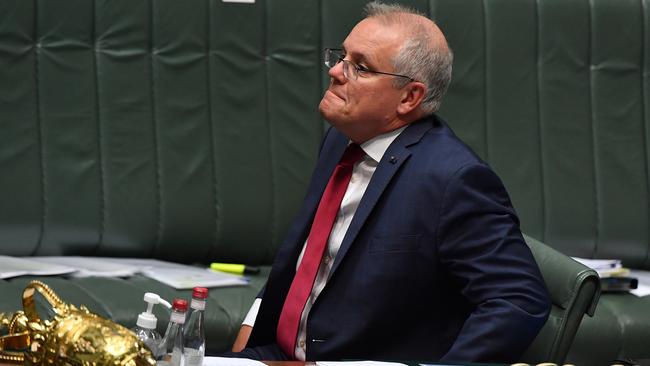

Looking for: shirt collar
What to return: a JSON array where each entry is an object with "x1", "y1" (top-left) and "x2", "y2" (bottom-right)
[{"x1": 357, "y1": 126, "x2": 408, "y2": 163}]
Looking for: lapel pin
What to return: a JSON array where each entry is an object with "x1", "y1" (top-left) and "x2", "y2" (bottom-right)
[{"x1": 389, "y1": 156, "x2": 398, "y2": 164}]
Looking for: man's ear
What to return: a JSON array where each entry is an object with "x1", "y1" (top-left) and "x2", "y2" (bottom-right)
[{"x1": 397, "y1": 81, "x2": 427, "y2": 115}]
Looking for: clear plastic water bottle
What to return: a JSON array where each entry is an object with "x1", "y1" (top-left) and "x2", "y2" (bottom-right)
[
  {"x1": 131, "y1": 292, "x2": 171, "y2": 359},
  {"x1": 183, "y1": 287, "x2": 208, "y2": 366},
  {"x1": 159, "y1": 298, "x2": 188, "y2": 366}
]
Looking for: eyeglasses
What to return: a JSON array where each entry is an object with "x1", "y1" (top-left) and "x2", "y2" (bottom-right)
[{"x1": 323, "y1": 48, "x2": 415, "y2": 82}]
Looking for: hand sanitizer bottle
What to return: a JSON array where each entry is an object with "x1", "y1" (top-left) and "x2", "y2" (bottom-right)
[
  {"x1": 183, "y1": 287, "x2": 208, "y2": 366},
  {"x1": 159, "y1": 298, "x2": 188, "y2": 366},
  {"x1": 131, "y1": 292, "x2": 171, "y2": 359}
]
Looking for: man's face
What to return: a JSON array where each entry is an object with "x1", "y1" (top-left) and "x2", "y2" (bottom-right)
[{"x1": 319, "y1": 18, "x2": 407, "y2": 142}]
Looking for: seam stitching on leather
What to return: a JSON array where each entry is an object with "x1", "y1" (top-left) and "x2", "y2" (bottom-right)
[
  {"x1": 205, "y1": 0, "x2": 220, "y2": 261},
  {"x1": 149, "y1": 0, "x2": 163, "y2": 257},
  {"x1": 641, "y1": 0, "x2": 650, "y2": 268},
  {"x1": 92, "y1": 0, "x2": 106, "y2": 255},
  {"x1": 588, "y1": 0, "x2": 601, "y2": 257},
  {"x1": 34, "y1": 0, "x2": 46, "y2": 256},
  {"x1": 534, "y1": 0, "x2": 547, "y2": 243},
  {"x1": 263, "y1": 0, "x2": 276, "y2": 264}
]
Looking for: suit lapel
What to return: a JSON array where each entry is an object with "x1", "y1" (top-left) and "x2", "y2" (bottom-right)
[{"x1": 329, "y1": 119, "x2": 433, "y2": 277}]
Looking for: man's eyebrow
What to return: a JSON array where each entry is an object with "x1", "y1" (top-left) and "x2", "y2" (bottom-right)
[{"x1": 341, "y1": 47, "x2": 371, "y2": 65}]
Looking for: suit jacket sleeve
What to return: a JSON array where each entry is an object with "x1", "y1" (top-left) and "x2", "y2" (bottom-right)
[{"x1": 437, "y1": 163, "x2": 551, "y2": 362}]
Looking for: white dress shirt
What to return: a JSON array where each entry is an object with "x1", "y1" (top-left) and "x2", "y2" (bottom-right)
[{"x1": 242, "y1": 126, "x2": 406, "y2": 360}]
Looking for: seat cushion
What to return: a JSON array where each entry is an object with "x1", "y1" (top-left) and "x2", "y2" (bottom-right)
[
  {"x1": 566, "y1": 293, "x2": 650, "y2": 365},
  {"x1": 0, "y1": 268, "x2": 269, "y2": 354}
]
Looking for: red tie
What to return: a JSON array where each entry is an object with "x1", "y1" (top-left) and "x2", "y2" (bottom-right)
[{"x1": 276, "y1": 143, "x2": 366, "y2": 358}]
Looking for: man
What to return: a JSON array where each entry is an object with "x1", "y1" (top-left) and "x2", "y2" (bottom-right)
[{"x1": 227, "y1": 1, "x2": 550, "y2": 363}]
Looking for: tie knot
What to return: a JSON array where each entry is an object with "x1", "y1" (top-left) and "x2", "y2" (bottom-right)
[{"x1": 339, "y1": 143, "x2": 365, "y2": 167}]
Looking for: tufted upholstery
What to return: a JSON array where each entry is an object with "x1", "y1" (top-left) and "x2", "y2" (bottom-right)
[{"x1": 0, "y1": 0, "x2": 323, "y2": 263}]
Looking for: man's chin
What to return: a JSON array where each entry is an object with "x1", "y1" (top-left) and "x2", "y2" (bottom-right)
[
  {"x1": 319, "y1": 106, "x2": 343, "y2": 125},
  {"x1": 319, "y1": 100, "x2": 338, "y2": 121},
  {"x1": 319, "y1": 94, "x2": 351, "y2": 126}
]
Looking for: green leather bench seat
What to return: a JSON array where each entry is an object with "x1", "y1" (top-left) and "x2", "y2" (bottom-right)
[
  {"x1": 568, "y1": 294, "x2": 650, "y2": 365},
  {"x1": 520, "y1": 235, "x2": 599, "y2": 364},
  {"x1": 428, "y1": 0, "x2": 650, "y2": 364},
  {"x1": 0, "y1": 0, "x2": 322, "y2": 356},
  {"x1": 0, "y1": 270, "x2": 269, "y2": 354}
]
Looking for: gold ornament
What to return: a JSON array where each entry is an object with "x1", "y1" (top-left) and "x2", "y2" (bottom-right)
[{"x1": 0, "y1": 280, "x2": 156, "y2": 366}]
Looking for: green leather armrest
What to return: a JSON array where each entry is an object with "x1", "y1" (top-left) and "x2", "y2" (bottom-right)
[{"x1": 521, "y1": 234, "x2": 600, "y2": 364}]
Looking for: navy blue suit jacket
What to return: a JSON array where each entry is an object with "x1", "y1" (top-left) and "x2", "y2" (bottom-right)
[{"x1": 248, "y1": 114, "x2": 550, "y2": 363}]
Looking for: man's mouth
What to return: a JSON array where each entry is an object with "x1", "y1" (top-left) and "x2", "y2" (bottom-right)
[{"x1": 327, "y1": 89, "x2": 346, "y2": 101}]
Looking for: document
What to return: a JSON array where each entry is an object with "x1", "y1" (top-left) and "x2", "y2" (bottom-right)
[
  {"x1": 0, "y1": 255, "x2": 76, "y2": 279},
  {"x1": 572, "y1": 257, "x2": 624, "y2": 277},
  {"x1": 140, "y1": 267, "x2": 247, "y2": 290},
  {"x1": 102, "y1": 257, "x2": 249, "y2": 289},
  {"x1": 573, "y1": 257, "x2": 650, "y2": 296},
  {"x1": 629, "y1": 269, "x2": 650, "y2": 297},
  {"x1": 0, "y1": 256, "x2": 248, "y2": 289},
  {"x1": 30, "y1": 256, "x2": 139, "y2": 278}
]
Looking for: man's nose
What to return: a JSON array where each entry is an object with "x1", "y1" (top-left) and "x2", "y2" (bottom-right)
[{"x1": 328, "y1": 61, "x2": 347, "y2": 83}]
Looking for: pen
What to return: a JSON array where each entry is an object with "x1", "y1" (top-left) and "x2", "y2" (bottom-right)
[{"x1": 210, "y1": 262, "x2": 260, "y2": 275}]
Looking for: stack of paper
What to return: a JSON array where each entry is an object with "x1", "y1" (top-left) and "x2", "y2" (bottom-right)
[
  {"x1": 30, "y1": 256, "x2": 139, "y2": 278},
  {"x1": 571, "y1": 257, "x2": 629, "y2": 277},
  {"x1": 101, "y1": 258, "x2": 248, "y2": 289},
  {"x1": 0, "y1": 255, "x2": 76, "y2": 279},
  {"x1": 572, "y1": 257, "x2": 641, "y2": 293},
  {"x1": 0, "y1": 256, "x2": 248, "y2": 290}
]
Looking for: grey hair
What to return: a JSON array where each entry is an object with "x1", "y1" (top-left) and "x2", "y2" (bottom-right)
[{"x1": 364, "y1": 1, "x2": 454, "y2": 114}]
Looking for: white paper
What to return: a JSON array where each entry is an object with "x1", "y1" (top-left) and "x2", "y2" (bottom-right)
[
  {"x1": 103, "y1": 257, "x2": 248, "y2": 289},
  {"x1": 0, "y1": 255, "x2": 76, "y2": 279},
  {"x1": 572, "y1": 257, "x2": 630, "y2": 277},
  {"x1": 201, "y1": 356, "x2": 265, "y2": 365},
  {"x1": 573, "y1": 257, "x2": 621, "y2": 269},
  {"x1": 628, "y1": 269, "x2": 650, "y2": 297},
  {"x1": 30, "y1": 256, "x2": 139, "y2": 278},
  {"x1": 222, "y1": 0, "x2": 255, "y2": 3},
  {"x1": 572, "y1": 257, "x2": 622, "y2": 270},
  {"x1": 630, "y1": 283, "x2": 650, "y2": 297},
  {"x1": 1, "y1": 256, "x2": 249, "y2": 289},
  {"x1": 141, "y1": 267, "x2": 248, "y2": 290},
  {"x1": 102, "y1": 257, "x2": 192, "y2": 270}
]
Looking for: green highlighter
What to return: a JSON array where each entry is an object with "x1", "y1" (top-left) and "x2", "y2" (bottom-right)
[{"x1": 210, "y1": 262, "x2": 260, "y2": 275}]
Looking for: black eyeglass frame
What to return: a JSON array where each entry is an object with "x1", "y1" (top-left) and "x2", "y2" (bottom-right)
[{"x1": 324, "y1": 48, "x2": 416, "y2": 82}]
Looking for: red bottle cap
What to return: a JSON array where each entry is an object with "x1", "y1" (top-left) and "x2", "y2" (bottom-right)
[
  {"x1": 192, "y1": 287, "x2": 208, "y2": 299},
  {"x1": 172, "y1": 298, "x2": 188, "y2": 312}
]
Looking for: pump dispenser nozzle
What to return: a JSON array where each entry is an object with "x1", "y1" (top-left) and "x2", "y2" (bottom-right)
[
  {"x1": 137, "y1": 292, "x2": 172, "y2": 329},
  {"x1": 133, "y1": 292, "x2": 170, "y2": 359}
]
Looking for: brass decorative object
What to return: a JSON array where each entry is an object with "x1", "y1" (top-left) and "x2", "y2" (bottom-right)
[{"x1": 0, "y1": 280, "x2": 156, "y2": 366}]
